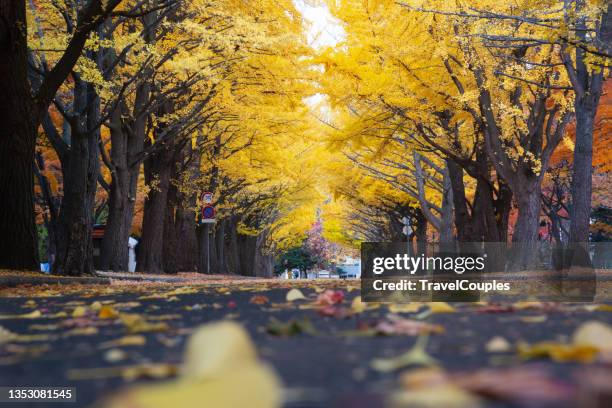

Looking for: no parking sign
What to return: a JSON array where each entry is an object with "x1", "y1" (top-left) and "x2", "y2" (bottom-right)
[{"x1": 201, "y1": 205, "x2": 216, "y2": 224}]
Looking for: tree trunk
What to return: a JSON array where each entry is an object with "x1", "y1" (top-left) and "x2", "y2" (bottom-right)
[
  {"x1": 569, "y1": 99, "x2": 598, "y2": 244},
  {"x1": 226, "y1": 216, "x2": 241, "y2": 274},
  {"x1": 238, "y1": 233, "x2": 257, "y2": 277},
  {"x1": 34, "y1": 151, "x2": 59, "y2": 267},
  {"x1": 439, "y1": 165, "x2": 454, "y2": 243},
  {"x1": 495, "y1": 180, "x2": 513, "y2": 242},
  {"x1": 162, "y1": 181, "x2": 179, "y2": 274},
  {"x1": 0, "y1": 127, "x2": 38, "y2": 270},
  {"x1": 174, "y1": 199, "x2": 198, "y2": 271},
  {"x1": 99, "y1": 109, "x2": 132, "y2": 270},
  {"x1": 215, "y1": 220, "x2": 226, "y2": 274},
  {"x1": 414, "y1": 208, "x2": 427, "y2": 255},
  {"x1": 447, "y1": 160, "x2": 473, "y2": 242},
  {"x1": 0, "y1": 0, "x2": 38, "y2": 270},
  {"x1": 99, "y1": 101, "x2": 145, "y2": 270},
  {"x1": 137, "y1": 147, "x2": 172, "y2": 273},
  {"x1": 98, "y1": 12, "x2": 155, "y2": 270},
  {"x1": 53, "y1": 81, "x2": 99, "y2": 276},
  {"x1": 510, "y1": 183, "x2": 542, "y2": 270},
  {"x1": 568, "y1": 1, "x2": 609, "y2": 244},
  {"x1": 512, "y1": 184, "x2": 541, "y2": 244}
]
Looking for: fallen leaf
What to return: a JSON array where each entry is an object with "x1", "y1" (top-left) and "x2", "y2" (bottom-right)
[
  {"x1": 350, "y1": 296, "x2": 367, "y2": 313},
  {"x1": 0, "y1": 326, "x2": 17, "y2": 345},
  {"x1": 518, "y1": 342, "x2": 598, "y2": 363},
  {"x1": 64, "y1": 327, "x2": 99, "y2": 337},
  {"x1": 388, "y1": 303, "x2": 423, "y2": 313},
  {"x1": 513, "y1": 301, "x2": 560, "y2": 312},
  {"x1": 375, "y1": 315, "x2": 444, "y2": 336},
  {"x1": 67, "y1": 364, "x2": 177, "y2": 381},
  {"x1": 318, "y1": 306, "x2": 352, "y2": 319},
  {"x1": 105, "y1": 349, "x2": 127, "y2": 363},
  {"x1": 520, "y1": 315, "x2": 547, "y2": 323},
  {"x1": 266, "y1": 318, "x2": 316, "y2": 336},
  {"x1": 428, "y1": 302, "x2": 456, "y2": 313},
  {"x1": 122, "y1": 364, "x2": 178, "y2": 381},
  {"x1": 29, "y1": 324, "x2": 59, "y2": 331},
  {"x1": 390, "y1": 384, "x2": 481, "y2": 408},
  {"x1": 120, "y1": 314, "x2": 169, "y2": 334},
  {"x1": 399, "y1": 367, "x2": 448, "y2": 389},
  {"x1": 392, "y1": 385, "x2": 480, "y2": 408},
  {"x1": 0, "y1": 310, "x2": 42, "y2": 320},
  {"x1": 485, "y1": 336, "x2": 511, "y2": 353},
  {"x1": 71, "y1": 306, "x2": 88, "y2": 318},
  {"x1": 573, "y1": 321, "x2": 612, "y2": 353},
  {"x1": 249, "y1": 295, "x2": 270, "y2": 305},
  {"x1": 100, "y1": 335, "x2": 147, "y2": 348},
  {"x1": 103, "y1": 321, "x2": 281, "y2": 408},
  {"x1": 453, "y1": 366, "x2": 575, "y2": 403},
  {"x1": 315, "y1": 290, "x2": 345, "y2": 306},
  {"x1": 286, "y1": 288, "x2": 306, "y2": 302},
  {"x1": 99, "y1": 306, "x2": 119, "y2": 320},
  {"x1": 398, "y1": 366, "x2": 574, "y2": 406},
  {"x1": 371, "y1": 335, "x2": 437, "y2": 372}
]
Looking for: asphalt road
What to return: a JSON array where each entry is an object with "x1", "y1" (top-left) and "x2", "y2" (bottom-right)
[{"x1": 0, "y1": 283, "x2": 611, "y2": 408}]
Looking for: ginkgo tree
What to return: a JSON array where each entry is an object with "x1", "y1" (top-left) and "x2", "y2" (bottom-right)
[
  {"x1": 0, "y1": 0, "x2": 124, "y2": 271},
  {"x1": 318, "y1": 0, "x2": 599, "y2": 258}
]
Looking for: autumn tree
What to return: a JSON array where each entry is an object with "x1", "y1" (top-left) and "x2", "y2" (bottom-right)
[{"x1": 0, "y1": 0, "x2": 123, "y2": 270}]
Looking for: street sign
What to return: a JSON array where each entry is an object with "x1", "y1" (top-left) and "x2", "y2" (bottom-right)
[
  {"x1": 202, "y1": 205, "x2": 216, "y2": 221},
  {"x1": 401, "y1": 216, "x2": 412, "y2": 236},
  {"x1": 200, "y1": 191, "x2": 213, "y2": 204}
]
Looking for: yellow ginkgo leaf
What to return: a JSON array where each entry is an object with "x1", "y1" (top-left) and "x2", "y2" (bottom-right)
[
  {"x1": 428, "y1": 302, "x2": 456, "y2": 314},
  {"x1": 98, "y1": 306, "x2": 119, "y2": 319},
  {"x1": 104, "y1": 321, "x2": 281, "y2": 408},
  {"x1": 286, "y1": 288, "x2": 306, "y2": 302},
  {"x1": 72, "y1": 306, "x2": 88, "y2": 318},
  {"x1": 351, "y1": 296, "x2": 367, "y2": 313},
  {"x1": 0, "y1": 310, "x2": 42, "y2": 320},
  {"x1": 517, "y1": 341, "x2": 598, "y2": 363},
  {"x1": 119, "y1": 314, "x2": 168, "y2": 334},
  {"x1": 389, "y1": 303, "x2": 423, "y2": 313}
]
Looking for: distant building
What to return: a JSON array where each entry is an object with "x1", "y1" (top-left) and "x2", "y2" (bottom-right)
[{"x1": 338, "y1": 256, "x2": 360, "y2": 278}]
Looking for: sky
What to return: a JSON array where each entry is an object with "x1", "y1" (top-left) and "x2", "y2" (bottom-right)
[
  {"x1": 293, "y1": 1, "x2": 345, "y2": 110},
  {"x1": 293, "y1": 1, "x2": 344, "y2": 49}
]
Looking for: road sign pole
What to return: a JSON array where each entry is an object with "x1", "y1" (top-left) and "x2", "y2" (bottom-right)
[{"x1": 205, "y1": 223, "x2": 210, "y2": 274}]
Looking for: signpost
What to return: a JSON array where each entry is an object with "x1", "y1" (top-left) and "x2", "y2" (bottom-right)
[
  {"x1": 199, "y1": 191, "x2": 216, "y2": 224},
  {"x1": 198, "y1": 192, "x2": 216, "y2": 274}
]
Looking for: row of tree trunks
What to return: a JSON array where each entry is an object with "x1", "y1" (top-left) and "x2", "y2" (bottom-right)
[
  {"x1": 446, "y1": 156, "x2": 512, "y2": 243},
  {"x1": 99, "y1": 6, "x2": 158, "y2": 271},
  {"x1": 99, "y1": 81, "x2": 150, "y2": 271},
  {"x1": 0, "y1": 0, "x2": 123, "y2": 271},
  {"x1": 195, "y1": 216, "x2": 272, "y2": 276}
]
